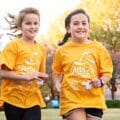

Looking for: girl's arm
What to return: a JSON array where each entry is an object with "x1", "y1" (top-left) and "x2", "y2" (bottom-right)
[
  {"x1": 52, "y1": 72, "x2": 63, "y2": 92},
  {"x1": 0, "y1": 69, "x2": 48, "y2": 82}
]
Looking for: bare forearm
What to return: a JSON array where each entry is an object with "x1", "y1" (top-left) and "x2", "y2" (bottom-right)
[
  {"x1": 52, "y1": 73, "x2": 63, "y2": 92},
  {"x1": 0, "y1": 70, "x2": 48, "y2": 82},
  {"x1": 52, "y1": 73, "x2": 62, "y2": 84},
  {"x1": 0, "y1": 70, "x2": 28, "y2": 81}
]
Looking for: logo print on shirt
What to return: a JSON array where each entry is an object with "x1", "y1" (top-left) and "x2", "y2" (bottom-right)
[
  {"x1": 18, "y1": 51, "x2": 40, "y2": 74},
  {"x1": 70, "y1": 51, "x2": 95, "y2": 78}
]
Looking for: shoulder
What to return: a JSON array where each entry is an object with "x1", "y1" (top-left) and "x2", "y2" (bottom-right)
[
  {"x1": 3, "y1": 38, "x2": 20, "y2": 50},
  {"x1": 57, "y1": 42, "x2": 72, "y2": 51},
  {"x1": 92, "y1": 41, "x2": 110, "y2": 55},
  {"x1": 9, "y1": 37, "x2": 20, "y2": 43},
  {"x1": 36, "y1": 41, "x2": 46, "y2": 51},
  {"x1": 92, "y1": 41, "x2": 106, "y2": 49}
]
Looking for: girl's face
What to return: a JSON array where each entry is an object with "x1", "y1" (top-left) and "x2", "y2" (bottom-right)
[
  {"x1": 21, "y1": 13, "x2": 40, "y2": 41},
  {"x1": 68, "y1": 13, "x2": 89, "y2": 43}
]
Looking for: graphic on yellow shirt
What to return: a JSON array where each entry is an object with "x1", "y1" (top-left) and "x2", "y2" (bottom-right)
[
  {"x1": 70, "y1": 51, "x2": 95, "y2": 91},
  {"x1": 18, "y1": 51, "x2": 39, "y2": 74}
]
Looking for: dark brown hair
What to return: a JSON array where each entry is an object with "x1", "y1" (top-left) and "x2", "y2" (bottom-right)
[{"x1": 58, "y1": 9, "x2": 90, "y2": 46}]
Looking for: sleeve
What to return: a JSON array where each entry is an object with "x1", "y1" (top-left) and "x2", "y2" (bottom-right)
[
  {"x1": 39, "y1": 46, "x2": 46, "y2": 72},
  {"x1": 0, "y1": 53, "x2": 4, "y2": 67},
  {"x1": 0, "y1": 41, "x2": 17, "y2": 70},
  {"x1": 99, "y1": 44, "x2": 113, "y2": 78},
  {"x1": 52, "y1": 49, "x2": 64, "y2": 74}
]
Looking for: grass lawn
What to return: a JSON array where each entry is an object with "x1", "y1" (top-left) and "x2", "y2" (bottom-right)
[
  {"x1": 0, "y1": 108, "x2": 120, "y2": 120},
  {"x1": 103, "y1": 109, "x2": 120, "y2": 120}
]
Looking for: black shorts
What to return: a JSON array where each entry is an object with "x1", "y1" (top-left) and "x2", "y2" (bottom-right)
[
  {"x1": 85, "y1": 108, "x2": 103, "y2": 118},
  {"x1": 63, "y1": 108, "x2": 103, "y2": 119},
  {"x1": 4, "y1": 102, "x2": 41, "y2": 120}
]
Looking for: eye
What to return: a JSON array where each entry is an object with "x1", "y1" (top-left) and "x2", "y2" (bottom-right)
[
  {"x1": 73, "y1": 21, "x2": 79, "y2": 25},
  {"x1": 25, "y1": 22, "x2": 31, "y2": 25},
  {"x1": 82, "y1": 22, "x2": 87, "y2": 25},
  {"x1": 34, "y1": 22, "x2": 39, "y2": 25}
]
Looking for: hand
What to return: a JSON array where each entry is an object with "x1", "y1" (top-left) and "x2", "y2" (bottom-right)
[
  {"x1": 26, "y1": 72, "x2": 48, "y2": 82},
  {"x1": 90, "y1": 78, "x2": 101, "y2": 88},
  {"x1": 37, "y1": 72, "x2": 48, "y2": 82}
]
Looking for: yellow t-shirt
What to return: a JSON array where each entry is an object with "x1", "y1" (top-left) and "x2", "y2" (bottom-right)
[
  {"x1": 0, "y1": 99, "x2": 4, "y2": 109},
  {"x1": 0, "y1": 38, "x2": 46, "y2": 108},
  {"x1": 52, "y1": 41, "x2": 113, "y2": 115}
]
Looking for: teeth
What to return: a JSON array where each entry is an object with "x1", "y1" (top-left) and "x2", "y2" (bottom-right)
[
  {"x1": 30, "y1": 31, "x2": 35, "y2": 34},
  {"x1": 78, "y1": 32, "x2": 83, "y2": 34}
]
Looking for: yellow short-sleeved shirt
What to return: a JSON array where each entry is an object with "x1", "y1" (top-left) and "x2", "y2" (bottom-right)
[
  {"x1": 52, "y1": 41, "x2": 113, "y2": 115},
  {"x1": 0, "y1": 38, "x2": 46, "y2": 108},
  {"x1": 0, "y1": 99, "x2": 4, "y2": 109}
]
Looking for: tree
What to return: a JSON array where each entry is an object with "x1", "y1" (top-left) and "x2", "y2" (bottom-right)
[
  {"x1": 76, "y1": 0, "x2": 120, "y2": 50},
  {"x1": 110, "y1": 51, "x2": 120, "y2": 99}
]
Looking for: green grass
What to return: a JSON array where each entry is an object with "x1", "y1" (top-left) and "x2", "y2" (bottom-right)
[
  {"x1": 103, "y1": 109, "x2": 120, "y2": 120},
  {"x1": 0, "y1": 108, "x2": 119, "y2": 120}
]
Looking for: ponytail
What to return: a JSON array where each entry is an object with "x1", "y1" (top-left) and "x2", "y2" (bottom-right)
[{"x1": 58, "y1": 32, "x2": 71, "y2": 46}]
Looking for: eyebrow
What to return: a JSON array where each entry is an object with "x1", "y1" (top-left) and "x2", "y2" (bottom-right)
[{"x1": 73, "y1": 20, "x2": 87, "y2": 22}]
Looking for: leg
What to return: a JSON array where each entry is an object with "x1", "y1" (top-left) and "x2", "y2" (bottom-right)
[
  {"x1": 86, "y1": 108, "x2": 103, "y2": 120},
  {"x1": 64, "y1": 108, "x2": 86, "y2": 120},
  {"x1": 4, "y1": 102, "x2": 23, "y2": 120},
  {"x1": 86, "y1": 114, "x2": 103, "y2": 120},
  {"x1": 23, "y1": 105, "x2": 41, "y2": 120}
]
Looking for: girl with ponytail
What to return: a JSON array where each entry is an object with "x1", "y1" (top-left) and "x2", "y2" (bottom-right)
[{"x1": 52, "y1": 9, "x2": 113, "y2": 120}]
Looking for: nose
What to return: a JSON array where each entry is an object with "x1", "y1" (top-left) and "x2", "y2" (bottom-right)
[
  {"x1": 78, "y1": 23, "x2": 83, "y2": 28},
  {"x1": 31, "y1": 24, "x2": 36, "y2": 28}
]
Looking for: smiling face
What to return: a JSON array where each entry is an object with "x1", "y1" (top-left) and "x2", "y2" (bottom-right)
[
  {"x1": 67, "y1": 13, "x2": 90, "y2": 43},
  {"x1": 20, "y1": 13, "x2": 40, "y2": 41}
]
